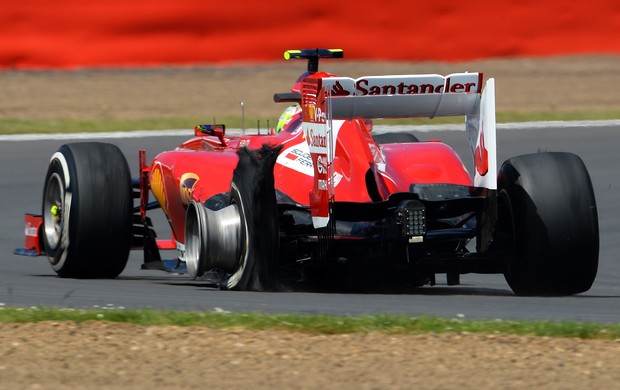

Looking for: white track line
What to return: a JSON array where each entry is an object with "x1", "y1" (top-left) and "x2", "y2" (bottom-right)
[
  {"x1": 373, "y1": 119, "x2": 620, "y2": 133},
  {"x1": 1, "y1": 120, "x2": 619, "y2": 142}
]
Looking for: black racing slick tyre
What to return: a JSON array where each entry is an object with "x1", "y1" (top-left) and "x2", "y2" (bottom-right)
[
  {"x1": 497, "y1": 152, "x2": 599, "y2": 296},
  {"x1": 223, "y1": 145, "x2": 281, "y2": 291},
  {"x1": 42, "y1": 142, "x2": 133, "y2": 278}
]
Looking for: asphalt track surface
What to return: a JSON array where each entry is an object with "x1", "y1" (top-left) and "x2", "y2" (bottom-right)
[{"x1": 2, "y1": 122, "x2": 619, "y2": 323}]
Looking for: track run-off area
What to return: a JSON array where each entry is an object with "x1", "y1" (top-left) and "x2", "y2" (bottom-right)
[{"x1": 1, "y1": 121, "x2": 619, "y2": 323}]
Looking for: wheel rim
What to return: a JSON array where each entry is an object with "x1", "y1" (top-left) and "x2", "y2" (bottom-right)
[
  {"x1": 225, "y1": 182, "x2": 249, "y2": 289},
  {"x1": 43, "y1": 172, "x2": 64, "y2": 252},
  {"x1": 185, "y1": 202, "x2": 200, "y2": 279}
]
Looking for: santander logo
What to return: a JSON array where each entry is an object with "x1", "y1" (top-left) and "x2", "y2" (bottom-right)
[
  {"x1": 308, "y1": 129, "x2": 327, "y2": 148},
  {"x1": 356, "y1": 78, "x2": 477, "y2": 95},
  {"x1": 326, "y1": 73, "x2": 482, "y2": 97},
  {"x1": 331, "y1": 81, "x2": 350, "y2": 96}
]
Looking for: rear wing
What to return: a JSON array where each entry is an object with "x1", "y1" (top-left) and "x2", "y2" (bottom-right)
[
  {"x1": 317, "y1": 73, "x2": 483, "y2": 118},
  {"x1": 301, "y1": 72, "x2": 496, "y2": 228}
]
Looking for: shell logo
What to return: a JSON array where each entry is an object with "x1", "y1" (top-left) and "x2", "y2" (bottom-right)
[
  {"x1": 150, "y1": 164, "x2": 168, "y2": 215},
  {"x1": 308, "y1": 104, "x2": 315, "y2": 122},
  {"x1": 179, "y1": 172, "x2": 199, "y2": 206}
]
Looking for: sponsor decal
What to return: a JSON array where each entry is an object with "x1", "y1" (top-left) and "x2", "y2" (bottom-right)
[
  {"x1": 25, "y1": 225, "x2": 38, "y2": 237},
  {"x1": 332, "y1": 172, "x2": 343, "y2": 187},
  {"x1": 324, "y1": 73, "x2": 482, "y2": 97},
  {"x1": 150, "y1": 163, "x2": 168, "y2": 215},
  {"x1": 475, "y1": 126, "x2": 489, "y2": 176},
  {"x1": 331, "y1": 80, "x2": 350, "y2": 96},
  {"x1": 278, "y1": 146, "x2": 314, "y2": 176},
  {"x1": 277, "y1": 144, "x2": 343, "y2": 187},
  {"x1": 307, "y1": 104, "x2": 327, "y2": 123},
  {"x1": 316, "y1": 106, "x2": 326, "y2": 122},
  {"x1": 304, "y1": 122, "x2": 329, "y2": 154},
  {"x1": 179, "y1": 172, "x2": 199, "y2": 206},
  {"x1": 316, "y1": 155, "x2": 328, "y2": 174},
  {"x1": 309, "y1": 129, "x2": 328, "y2": 149},
  {"x1": 354, "y1": 78, "x2": 478, "y2": 95}
]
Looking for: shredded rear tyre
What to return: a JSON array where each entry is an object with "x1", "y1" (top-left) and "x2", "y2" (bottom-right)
[{"x1": 223, "y1": 145, "x2": 281, "y2": 291}]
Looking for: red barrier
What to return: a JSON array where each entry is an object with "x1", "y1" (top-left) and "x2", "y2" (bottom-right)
[{"x1": 2, "y1": 0, "x2": 619, "y2": 68}]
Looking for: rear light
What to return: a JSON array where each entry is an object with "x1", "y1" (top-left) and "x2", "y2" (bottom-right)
[{"x1": 397, "y1": 201, "x2": 426, "y2": 243}]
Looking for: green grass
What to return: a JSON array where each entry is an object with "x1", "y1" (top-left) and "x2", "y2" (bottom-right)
[
  {"x1": 1, "y1": 110, "x2": 619, "y2": 135},
  {"x1": 0, "y1": 117, "x2": 205, "y2": 134},
  {"x1": 0, "y1": 116, "x2": 278, "y2": 134},
  {"x1": 0, "y1": 307, "x2": 618, "y2": 339}
]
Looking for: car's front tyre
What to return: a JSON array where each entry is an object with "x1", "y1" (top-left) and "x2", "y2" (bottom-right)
[{"x1": 42, "y1": 142, "x2": 132, "y2": 278}]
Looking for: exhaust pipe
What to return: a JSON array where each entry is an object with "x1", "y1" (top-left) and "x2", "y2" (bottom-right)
[{"x1": 185, "y1": 200, "x2": 243, "y2": 279}]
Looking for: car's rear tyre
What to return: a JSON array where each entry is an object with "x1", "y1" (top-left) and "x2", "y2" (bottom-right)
[
  {"x1": 223, "y1": 146, "x2": 281, "y2": 291},
  {"x1": 42, "y1": 142, "x2": 133, "y2": 278},
  {"x1": 372, "y1": 132, "x2": 419, "y2": 144},
  {"x1": 497, "y1": 152, "x2": 598, "y2": 295}
]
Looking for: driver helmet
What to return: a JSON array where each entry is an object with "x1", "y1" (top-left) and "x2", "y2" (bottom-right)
[{"x1": 275, "y1": 103, "x2": 301, "y2": 133}]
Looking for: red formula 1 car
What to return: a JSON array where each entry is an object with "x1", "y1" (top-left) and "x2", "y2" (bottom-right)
[{"x1": 18, "y1": 49, "x2": 599, "y2": 295}]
